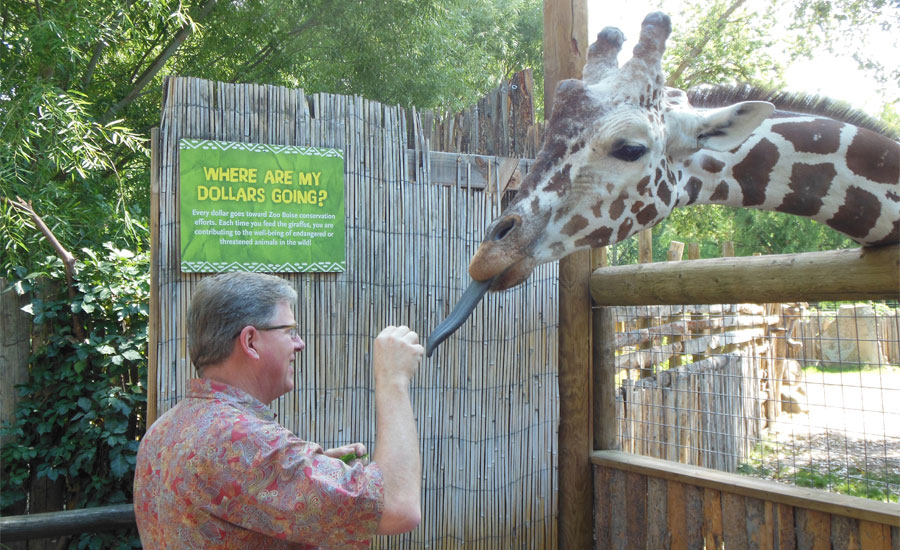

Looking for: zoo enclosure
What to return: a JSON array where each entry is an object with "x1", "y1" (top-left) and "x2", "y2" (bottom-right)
[{"x1": 588, "y1": 245, "x2": 900, "y2": 549}]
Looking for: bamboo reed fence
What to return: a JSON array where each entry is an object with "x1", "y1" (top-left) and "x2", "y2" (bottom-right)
[{"x1": 152, "y1": 76, "x2": 558, "y2": 549}]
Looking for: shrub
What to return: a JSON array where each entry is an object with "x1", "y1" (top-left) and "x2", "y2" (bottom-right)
[{"x1": 1, "y1": 243, "x2": 148, "y2": 549}]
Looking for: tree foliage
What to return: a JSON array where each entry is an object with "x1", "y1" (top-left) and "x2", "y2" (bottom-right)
[
  {"x1": 627, "y1": 0, "x2": 898, "y2": 260},
  {"x1": 0, "y1": 0, "x2": 544, "y2": 276},
  {"x1": 1, "y1": 245, "x2": 148, "y2": 548}
]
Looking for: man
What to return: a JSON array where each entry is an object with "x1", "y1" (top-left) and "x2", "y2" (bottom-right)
[{"x1": 134, "y1": 272, "x2": 423, "y2": 548}]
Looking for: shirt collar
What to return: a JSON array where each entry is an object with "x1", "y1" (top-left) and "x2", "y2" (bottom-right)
[{"x1": 187, "y1": 378, "x2": 276, "y2": 421}]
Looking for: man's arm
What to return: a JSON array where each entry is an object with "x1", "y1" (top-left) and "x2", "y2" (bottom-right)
[{"x1": 371, "y1": 326, "x2": 423, "y2": 535}]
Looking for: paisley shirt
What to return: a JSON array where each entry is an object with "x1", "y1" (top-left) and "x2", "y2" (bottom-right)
[{"x1": 134, "y1": 379, "x2": 383, "y2": 549}]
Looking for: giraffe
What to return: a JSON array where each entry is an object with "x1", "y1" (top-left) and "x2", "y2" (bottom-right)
[{"x1": 425, "y1": 11, "x2": 900, "y2": 357}]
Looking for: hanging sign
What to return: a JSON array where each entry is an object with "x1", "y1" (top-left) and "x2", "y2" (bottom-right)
[{"x1": 179, "y1": 139, "x2": 345, "y2": 273}]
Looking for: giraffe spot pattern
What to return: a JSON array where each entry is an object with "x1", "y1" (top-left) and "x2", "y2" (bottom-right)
[
  {"x1": 546, "y1": 164, "x2": 572, "y2": 197},
  {"x1": 771, "y1": 119, "x2": 842, "y2": 154},
  {"x1": 591, "y1": 199, "x2": 605, "y2": 217},
  {"x1": 636, "y1": 204, "x2": 658, "y2": 225},
  {"x1": 610, "y1": 192, "x2": 628, "y2": 220},
  {"x1": 710, "y1": 181, "x2": 729, "y2": 202},
  {"x1": 657, "y1": 180, "x2": 671, "y2": 206},
  {"x1": 826, "y1": 186, "x2": 880, "y2": 240},
  {"x1": 733, "y1": 138, "x2": 780, "y2": 206},
  {"x1": 846, "y1": 128, "x2": 900, "y2": 185},
  {"x1": 562, "y1": 214, "x2": 588, "y2": 236},
  {"x1": 616, "y1": 218, "x2": 634, "y2": 243},
  {"x1": 888, "y1": 191, "x2": 900, "y2": 202},
  {"x1": 554, "y1": 205, "x2": 572, "y2": 223},
  {"x1": 631, "y1": 201, "x2": 645, "y2": 214},
  {"x1": 776, "y1": 163, "x2": 836, "y2": 216},
  {"x1": 636, "y1": 176, "x2": 652, "y2": 196},
  {"x1": 701, "y1": 156, "x2": 725, "y2": 173},
  {"x1": 685, "y1": 177, "x2": 703, "y2": 205},
  {"x1": 575, "y1": 226, "x2": 613, "y2": 248}
]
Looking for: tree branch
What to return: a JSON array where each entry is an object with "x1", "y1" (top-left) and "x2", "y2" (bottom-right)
[
  {"x1": 667, "y1": 0, "x2": 747, "y2": 87},
  {"x1": 100, "y1": 0, "x2": 219, "y2": 123},
  {"x1": 7, "y1": 196, "x2": 85, "y2": 340}
]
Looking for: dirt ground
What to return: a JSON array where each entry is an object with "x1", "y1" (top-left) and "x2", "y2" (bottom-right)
[{"x1": 762, "y1": 366, "x2": 900, "y2": 500}]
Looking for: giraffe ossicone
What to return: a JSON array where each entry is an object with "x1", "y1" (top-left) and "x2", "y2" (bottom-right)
[{"x1": 425, "y1": 11, "x2": 900, "y2": 357}]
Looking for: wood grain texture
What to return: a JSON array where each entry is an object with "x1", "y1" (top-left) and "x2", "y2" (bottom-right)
[{"x1": 590, "y1": 246, "x2": 900, "y2": 305}]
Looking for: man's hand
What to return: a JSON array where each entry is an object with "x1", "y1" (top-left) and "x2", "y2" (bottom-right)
[
  {"x1": 373, "y1": 326, "x2": 424, "y2": 385},
  {"x1": 323, "y1": 443, "x2": 368, "y2": 463}
]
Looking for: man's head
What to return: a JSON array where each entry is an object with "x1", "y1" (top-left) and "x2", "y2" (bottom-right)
[{"x1": 188, "y1": 272, "x2": 298, "y2": 373}]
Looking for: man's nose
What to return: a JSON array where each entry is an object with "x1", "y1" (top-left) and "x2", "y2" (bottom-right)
[{"x1": 294, "y1": 336, "x2": 305, "y2": 351}]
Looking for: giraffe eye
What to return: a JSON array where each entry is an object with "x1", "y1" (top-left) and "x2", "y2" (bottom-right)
[{"x1": 611, "y1": 144, "x2": 648, "y2": 162}]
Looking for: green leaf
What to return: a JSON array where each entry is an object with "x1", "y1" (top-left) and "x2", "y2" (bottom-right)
[{"x1": 109, "y1": 452, "x2": 129, "y2": 478}]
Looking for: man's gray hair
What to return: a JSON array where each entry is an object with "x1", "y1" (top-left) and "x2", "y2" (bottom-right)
[{"x1": 188, "y1": 272, "x2": 297, "y2": 371}]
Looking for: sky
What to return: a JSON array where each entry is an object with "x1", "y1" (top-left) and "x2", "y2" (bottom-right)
[{"x1": 587, "y1": 1, "x2": 896, "y2": 117}]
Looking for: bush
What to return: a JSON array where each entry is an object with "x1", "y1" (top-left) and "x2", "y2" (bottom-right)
[{"x1": 1, "y1": 243, "x2": 148, "y2": 549}]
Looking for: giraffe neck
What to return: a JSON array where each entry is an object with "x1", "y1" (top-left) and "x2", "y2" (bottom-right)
[{"x1": 672, "y1": 112, "x2": 900, "y2": 246}]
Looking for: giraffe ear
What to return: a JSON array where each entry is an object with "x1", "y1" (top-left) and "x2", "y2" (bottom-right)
[{"x1": 695, "y1": 101, "x2": 775, "y2": 151}]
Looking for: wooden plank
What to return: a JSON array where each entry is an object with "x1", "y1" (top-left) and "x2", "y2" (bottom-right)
[
  {"x1": 859, "y1": 520, "x2": 891, "y2": 550},
  {"x1": 831, "y1": 516, "x2": 861, "y2": 550},
  {"x1": 594, "y1": 465, "x2": 612, "y2": 549},
  {"x1": 609, "y1": 468, "x2": 628, "y2": 550},
  {"x1": 591, "y1": 451, "x2": 900, "y2": 527},
  {"x1": 668, "y1": 480, "x2": 688, "y2": 549},
  {"x1": 684, "y1": 482, "x2": 704, "y2": 548},
  {"x1": 776, "y1": 503, "x2": 797, "y2": 550},
  {"x1": 703, "y1": 487, "x2": 725, "y2": 550},
  {"x1": 648, "y1": 476, "x2": 670, "y2": 550},
  {"x1": 590, "y1": 246, "x2": 900, "y2": 305},
  {"x1": 626, "y1": 472, "x2": 648, "y2": 549},
  {"x1": 746, "y1": 497, "x2": 774, "y2": 550},
  {"x1": 723, "y1": 492, "x2": 749, "y2": 550},
  {"x1": 795, "y1": 509, "x2": 831, "y2": 550}
]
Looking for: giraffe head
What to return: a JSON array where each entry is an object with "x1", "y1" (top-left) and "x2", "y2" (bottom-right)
[
  {"x1": 468, "y1": 12, "x2": 774, "y2": 291},
  {"x1": 425, "y1": 12, "x2": 776, "y2": 356}
]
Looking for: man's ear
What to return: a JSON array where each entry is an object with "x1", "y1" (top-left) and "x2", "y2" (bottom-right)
[
  {"x1": 235, "y1": 326, "x2": 261, "y2": 360},
  {"x1": 695, "y1": 101, "x2": 774, "y2": 151}
]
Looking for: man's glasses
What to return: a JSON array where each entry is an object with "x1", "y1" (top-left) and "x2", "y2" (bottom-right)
[{"x1": 233, "y1": 323, "x2": 299, "y2": 339}]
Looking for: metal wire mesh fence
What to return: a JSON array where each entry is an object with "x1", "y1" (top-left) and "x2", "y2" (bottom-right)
[{"x1": 609, "y1": 301, "x2": 900, "y2": 503}]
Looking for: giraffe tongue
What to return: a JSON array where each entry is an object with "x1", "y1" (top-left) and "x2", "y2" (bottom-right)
[{"x1": 425, "y1": 276, "x2": 498, "y2": 358}]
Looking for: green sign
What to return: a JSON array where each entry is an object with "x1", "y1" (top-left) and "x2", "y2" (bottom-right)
[{"x1": 179, "y1": 139, "x2": 345, "y2": 273}]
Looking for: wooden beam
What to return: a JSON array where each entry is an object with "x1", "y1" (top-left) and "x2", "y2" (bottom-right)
[
  {"x1": 544, "y1": 0, "x2": 590, "y2": 548},
  {"x1": 0, "y1": 504, "x2": 136, "y2": 542},
  {"x1": 590, "y1": 246, "x2": 900, "y2": 306},
  {"x1": 591, "y1": 451, "x2": 900, "y2": 527}
]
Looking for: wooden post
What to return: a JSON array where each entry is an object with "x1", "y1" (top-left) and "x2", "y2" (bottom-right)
[
  {"x1": 667, "y1": 242, "x2": 686, "y2": 369},
  {"x1": 1, "y1": 277, "x2": 31, "y2": 550},
  {"x1": 0, "y1": 277, "x2": 30, "y2": 451},
  {"x1": 544, "y1": 0, "x2": 590, "y2": 548},
  {"x1": 148, "y1": 127, "x2": 160, "y2": 426},
  {"x1": 639, "y1": 228, "x2": 654, "y2": 263},
  {"x1": 721, "y1": 241, "x2": 735, "y2": 258}
]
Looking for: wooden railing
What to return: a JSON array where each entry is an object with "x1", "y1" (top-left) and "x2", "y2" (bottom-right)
[{"x1": 0, "y1": 504, "x2": 135, "y2": 542}]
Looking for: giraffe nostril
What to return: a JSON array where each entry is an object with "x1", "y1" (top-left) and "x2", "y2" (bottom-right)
[{"x1": 491, "y1": 217, "x2": 518, "y2": 242}]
